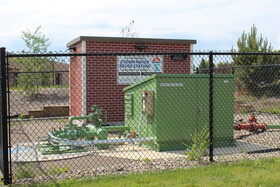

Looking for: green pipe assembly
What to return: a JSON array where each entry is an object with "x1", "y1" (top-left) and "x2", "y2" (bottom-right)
[{"x1": 44, "y1": 105, "x2": 154, "y2": 153}]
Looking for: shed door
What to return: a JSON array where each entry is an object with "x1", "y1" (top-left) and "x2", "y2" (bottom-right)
[
  {"x1": 157, "y1": 78, "x2": 197, "y2": 142},
  {"x1": 196, "y1": 78, "x2": 209, "y2": 133}
]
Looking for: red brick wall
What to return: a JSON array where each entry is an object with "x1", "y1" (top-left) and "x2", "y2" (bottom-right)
[
  {"x1": 69, "y1": 42, "x2": 83, "y2": 117},
  {"x1": 85, "y1": 41, "x2": 191, "y2": 123}
]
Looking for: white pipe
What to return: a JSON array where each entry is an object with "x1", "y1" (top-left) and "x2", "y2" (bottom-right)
[{"x1": 47, "y1": 132, "x2": 154, "y2": 147}]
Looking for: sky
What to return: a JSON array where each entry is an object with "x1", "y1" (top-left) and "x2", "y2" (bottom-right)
[{"x1": 1, "y1": 0, "x2": 280, "y2": 52}]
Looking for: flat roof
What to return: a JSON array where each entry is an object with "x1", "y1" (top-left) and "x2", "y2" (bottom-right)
[
  {"x1": 67, "y1": 36, "x2": 197, "y2": 47},
  {"x1": 123, "y1": 74, "x2": 234, "y2": 91}
]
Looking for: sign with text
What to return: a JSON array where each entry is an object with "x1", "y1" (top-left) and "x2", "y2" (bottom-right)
[{"x1": 117, "y1": 55, "x2": 163, "y2": 85}]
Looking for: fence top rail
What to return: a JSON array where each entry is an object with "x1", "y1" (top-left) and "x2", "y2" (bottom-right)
[
  {"x1": 198, "y1": 63, "x2": 280, "y2": 71},
  {"x1": 6, "y1": 51, "x2": 280, "y2": 58}
]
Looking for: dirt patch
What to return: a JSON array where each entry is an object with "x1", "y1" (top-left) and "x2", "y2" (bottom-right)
[
  {"x1": 234, "y1": 97, "x2": 280, "y2": 115},
  {"x1": 9, "y1": 88, "x2": 69, "y2": 116}
]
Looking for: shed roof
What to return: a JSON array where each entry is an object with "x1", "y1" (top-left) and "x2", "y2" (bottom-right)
[
  {"x1": 123, "y1": 74, "x2": 234, "y2": 92},
  {"x1": 67, "y1": 36, "x2": 197, "y2": 47}
]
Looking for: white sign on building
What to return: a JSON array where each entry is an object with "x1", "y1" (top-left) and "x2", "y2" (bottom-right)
[{"x1": 117, "y1": 55, "x2": 163, "y2": 85}]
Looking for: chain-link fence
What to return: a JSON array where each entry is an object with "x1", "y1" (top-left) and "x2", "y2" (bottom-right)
[{"x1": 1, "y1": 50, "x2": 280, "y2": 184}]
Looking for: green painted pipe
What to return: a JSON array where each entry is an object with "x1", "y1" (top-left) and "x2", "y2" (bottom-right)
[
  {"x1": 103, "y1": 126, "x2": 130, "y2": 132},
  {"x1": 267, "y1": 125, "x2": 280, "y2": 129},
  {"x1": 69, "y1": 116, "x2": 130, "y2": 133}
]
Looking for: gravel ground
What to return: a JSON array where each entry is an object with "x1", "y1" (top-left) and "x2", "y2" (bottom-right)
[{"x1": 235, "y1": 129, "x2": 280, "y2": 148}]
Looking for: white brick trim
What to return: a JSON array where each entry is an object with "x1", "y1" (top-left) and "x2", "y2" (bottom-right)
[{"x1": 82, "y1": 41, "x2": 87, "y2": 116}]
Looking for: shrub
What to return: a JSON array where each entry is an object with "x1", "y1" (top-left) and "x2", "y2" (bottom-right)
[
  {"x1": 14, "y1": 164, "x2": 36, "y2": 179},
  {"x1": 184, "y1": 125, "x2": 210, "y2": 162},
  {"x1": 47, "y1": 165, "x2": 70, "y2": 175}
]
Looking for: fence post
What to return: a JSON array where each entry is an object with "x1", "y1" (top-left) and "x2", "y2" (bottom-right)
[
  {"x1": 209, "y1": 51, "x2": 214, "y2": 162},
  {"x1": 0, "y1": 48, "x2": 11, "y2": 185}
]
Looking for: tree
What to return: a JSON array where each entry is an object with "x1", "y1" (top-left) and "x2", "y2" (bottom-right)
[
  {"x1": 120, "y1": 20, "x2": 138, "y2": 38},
  {"x1": 18, "y1": 26, "x2": 52, "y2": 97},
  {"x1": 21, "y1": 26, "x2": 50, "y2": 53},
  {"x1": 216, "y1": 62, "x2": 233, "y2": 74},
  {"x1": 198, "y1": 58, "x2": 215, "y2": 74},
  {"x1": 232, "y1": 25, "x2": 277, "y2": 94}
]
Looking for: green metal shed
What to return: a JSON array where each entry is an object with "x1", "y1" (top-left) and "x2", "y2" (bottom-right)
[{"x1": 123, "y1": 74, "x2": 235, "y2": 151}]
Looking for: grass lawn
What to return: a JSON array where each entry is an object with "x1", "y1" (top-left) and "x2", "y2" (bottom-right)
[{"x1": 16, "y1": 157, "x2": 280, "y2": 187}]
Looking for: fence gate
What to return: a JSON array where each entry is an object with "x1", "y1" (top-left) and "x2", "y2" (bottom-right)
[{"x1": 0, "y1": 48, "x2": 11, "y2": 185}]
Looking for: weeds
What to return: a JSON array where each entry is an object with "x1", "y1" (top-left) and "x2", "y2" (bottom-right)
[
  {"x1": 47, "y1": 165, "x2": 70, "y2": 175},
  {"x1": 234, "y1": 95, "x2": 258, "y2": 103},
  {"x1": 184, "y1": 125, "x2": 210, "y2": 162},
  {"x1": 18, "y1": 114, "x2": 25, "y2": 120},
  {"x1": 240, "y1": 108, "x2": 251, "y2": 114},
  {"x1": 14, "y1": 164, "x2": 70, "y2": 179},
  {"x1": 56, "y1": 118, "x2": 68, "y2": 123},
  {"x1": 14, "y1": 164, "x2": 36, "y2": 179},
  {"x1": 260, "y1": 107, "x2": 280, "y2": 115},
  {"x1": 138, "y1": 158, "x2": 151, "y2": 162}
]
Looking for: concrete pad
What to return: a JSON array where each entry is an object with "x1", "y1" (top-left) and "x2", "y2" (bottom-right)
[
  {"x1": 213, "y1": 140, "x2": 273, "y2": 156},
  {"x1": 97, "y1": 140, "x2": 275, "y2": 160},
  {"x1": 11, "y1": 143, "x2": 92, "y2": 162},
  {"x1": 97, "y1": 144, "x2": 186, "y2": 160},
  {"x1": 9, "y1": 140, "x2": 275, "y2": 162}
]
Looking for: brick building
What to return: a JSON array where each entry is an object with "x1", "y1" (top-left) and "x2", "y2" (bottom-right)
[
  {"x1": 8, "y1": 60, "x2": 69, "y2": 87},
  {"x1": 67, "y1": 36, "x2": 196, "y2": 125}
]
